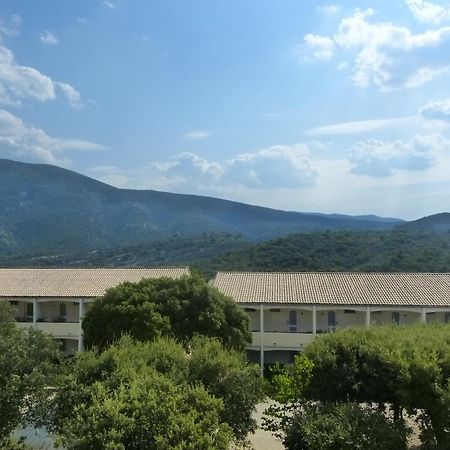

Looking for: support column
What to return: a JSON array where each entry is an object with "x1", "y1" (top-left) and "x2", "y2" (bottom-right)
[
  {"x1": 312, "y1": 305, "x2": 317, "y2": 336},
  {"x1": 421, "y1": 308, "x2": 427, "y2": 324},
  {"x1": 78, "y1": 299, "x2": 85, "y2": 352},
  {"x1": 259, "y1": 303, "x2": 264, "y2": 377},
  {"x1": 365, "y1": 306, "x2": 371, "y2": 328},
  {"x1": 32, "y1": 299, "x2": 38, "y2": 329}
]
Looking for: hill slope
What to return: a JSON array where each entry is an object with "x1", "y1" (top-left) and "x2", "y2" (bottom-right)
[
  {"x1": 395, "y1": 213, "x2": 450, "y2": 233},
  {"x1": 0, "y1": 159, "x2": 402, "y2": 258}
]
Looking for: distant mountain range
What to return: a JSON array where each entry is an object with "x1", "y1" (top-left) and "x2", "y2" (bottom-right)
[{"x1": 0, "y1": 159, "x2": 406, "y2": 260}]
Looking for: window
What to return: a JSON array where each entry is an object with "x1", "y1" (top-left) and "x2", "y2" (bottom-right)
[
  {"x1": 288, "y1": 310, "x2": 298, "y2": 332},
  {"x1": 445, "y1": 312, "x2": 450, "y2": 324},
  {"x1": 344, "y1": 309, "x2": 356, "y2": 314},
  {"x1": 26, "y1": 302, "x2": 33, "y2": 318},
  {"x1": 269, "y1": 308, "x2": 281, "y2": 312},
  {"x1": 59, "y1": 303, "x2": 67, "y2": 318},
  {"x1": 244, "y1": 308, "x2": 256, "y2": 312}
]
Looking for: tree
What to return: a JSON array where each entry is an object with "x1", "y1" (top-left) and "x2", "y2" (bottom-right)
[
  {"x1": 266, "y1": 325, "x2": 450, "y2": 448},
  {"x1": 0, "y1": 303, "x2": 61, "y2": 447},
  {"x1": 82, "y1": 274, "x2": 251, "y2": 351},
  {"x1": 283, "y1": 402, "x2": 409, "y2": 450},
  {"x1": 49, "y1": 336, "x2": 264, "y2": 448}
]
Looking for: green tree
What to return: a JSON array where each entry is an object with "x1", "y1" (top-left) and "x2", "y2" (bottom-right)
[
  {"x1": 82, "y1": 274, "x2": 251, "y2": 351},
  {"x1": 49, "y1": 336, "x2": 264, "y2": 447},
  {"x1": 0, "y1": 303, "x2": 61, "y2": 447},
  {"x1": 283, "y1": 402, "x2": 409, "y2": 450}
]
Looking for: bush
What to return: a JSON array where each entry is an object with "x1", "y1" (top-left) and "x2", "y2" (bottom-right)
[{"x1": 284, "y1": 402, "x2": 410, "y2": 450}]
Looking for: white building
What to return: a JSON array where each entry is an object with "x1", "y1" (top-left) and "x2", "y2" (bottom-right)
[
  {"x1": 212, "y1": 271, "x2": 450, "y2": 372},
  {"x1": 0, "y1": 267, "x2": 189, "y2": 353}
]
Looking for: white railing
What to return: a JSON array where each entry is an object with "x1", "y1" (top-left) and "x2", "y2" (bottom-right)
[{"x1": 250, "y1": 331, "x2": 315, "y2": 350}]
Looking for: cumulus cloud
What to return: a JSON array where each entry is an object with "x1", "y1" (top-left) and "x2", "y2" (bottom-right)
[
  {"x1": 88, "y1": 165, "x2": 130, "y2": 187},
  {"x1": 148, "y1": 144, "x2": 318, "y2": 192},
  {"x1": 300, "y1": 8, "x2": 450, "y2": 90},
  {"x1": 40, "y1": 30, "x2": 59, "y2": 45},
  {"x1": 0, "y1": 39, "x2": 83, "y2": 108},
  {"x1": 0, "y1": 109, "x2": 106, "y2": 165},
  {"x1": 303, "y1": 34, "x2": 335, "y2": 60},
  {"x1": 420, "y1": 98, "x2": 450, "y2": 121},
  {"x1": 182, "y1": 130, "x2": 213, "y2": 140},
  {"x1": 348, "y1": 134, "x2": 447, "y2": 176},
  {"x1": 405, "y1": 0, "x2": 450, "y2": 24},
  {"x1": 225, "y1": 145, "x2": 317, "y2": 188}
]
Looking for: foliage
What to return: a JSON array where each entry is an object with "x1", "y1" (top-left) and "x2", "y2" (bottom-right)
[
  {"x1": 202, "y1": 230, "x2": 450, "y2": 275},
  {"x1": 49, "y1": 336, "x2": 264, "y2": 447},
  {"x1": 269, "y1": 355, "x2": 314, "y2": 404},
  {"x1": 283, "y1": 402, "x2": 409, "y2": 450},
  {"x1": 82, "y1": 274, "x2": 251, "y2": 351},
  {"x1": 0, "y1": 303, "x2": 61, "y2": 441},
  {"x1": 303, "y1": 325, "x2": 450, "y2": 448}
]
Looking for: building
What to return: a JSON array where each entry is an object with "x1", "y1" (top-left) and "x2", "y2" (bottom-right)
[
  {"x1": 0, "y1": 267, "x2": 190, "y2": 353},
  {"x1": 212, "y1": 271, "x2": 450, "y2": 372}
]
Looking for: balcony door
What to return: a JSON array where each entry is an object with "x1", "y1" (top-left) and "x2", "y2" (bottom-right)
[
  {"x1": 327, "y1": 311, "x2": 336, "y2": 332},
  {"x1": 288, "y1": 310, "x2": 297, "y2": 332}
]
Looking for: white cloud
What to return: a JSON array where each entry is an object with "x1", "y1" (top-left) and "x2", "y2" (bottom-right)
[
  {"x1": 182, "y1": 130, "x2": 213, "y2": 140},
  {"x1": 0, "y1": 109, "x2": 106, "y2": 165},
  {"x1": 301, "y1": 8, "x2": 450, "y2": 90},
  {"x1": 303, "y1": 34, "x2": 335, "y2": 60},
  {"x1": 0, "y1": 14, "x2": 21, "y2": 39},
  {"x1": 57, "y1": 82, "x2": 83, "y2": 109},
  {"x1": 304, "y1": 116, "x2": 417, "y2": 136},
  {"x1": 348, "y1": 133, "x2": 447, "y2": 176},
  {"x1": 225, "y1": 145, "x2": 317, "y2": 188},
  {"x1": 40, "y1": 30, "x2": 59, "y2": 45},
  {"x1": 148, "y1": 144, "x2": 318, "y2": 191},
  {"x1": 420, "y1": 98, "x2": 450, "y2": 121},
  {"x1": 102, "y1": 1, "x2": 115, "y2": 10},
  {"x1": 0, "y1": 42, "x2": 83, "y2": 108},
  {"x1": 317, "y1": 5, "x2": 340, "y2": 16},
  {"x1": 405, "y1": 0, "x2": 450, "y2": 24}
]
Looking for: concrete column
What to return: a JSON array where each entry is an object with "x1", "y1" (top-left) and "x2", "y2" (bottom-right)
[
  {"x1": 259, "y1": 303, "x2": 264, "y2": 377},
  {"x1": 365, "y1": 306, "x2": 371, "y2": 328},
  {"x1": 312, "y1": 305, "x2": 317, "y2": 335},
  {"x1": 32, "y1": 299, "x2": 38, "y2": 328},
  {"x1": 421, "y1": 308, "x2": 427, "y2": 324},
  {"x1": 78, "y1": 299, "x2": 85, "y2": 352}
]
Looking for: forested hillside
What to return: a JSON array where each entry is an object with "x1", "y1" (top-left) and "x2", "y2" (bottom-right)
[{"x1": 197, "y1": 230, "x2": 450, "y2": 276}]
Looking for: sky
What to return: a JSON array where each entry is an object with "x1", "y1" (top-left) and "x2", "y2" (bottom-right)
[{"x1": 1, "y1": 1, "x2": 450, "y2": 220}]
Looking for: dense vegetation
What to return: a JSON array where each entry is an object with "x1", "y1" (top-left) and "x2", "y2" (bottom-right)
[
  {"x1": 266, "y1": 325, "x2": 450, "y2": 449},
  {"x1": 47, "y1": 336, "x2": 264, "y2": 448},
  {"x1": 200, "y1": 229, "x2": 450, "y2": 275},
  {"x1": 0, "y1": 304, "x2": 61, "y2": 449},
  {"x1": 82, "y1": 274, "x2": 251, "y2": 351}
]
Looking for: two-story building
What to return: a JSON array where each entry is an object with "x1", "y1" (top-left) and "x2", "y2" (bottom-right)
[
  {"x1": 0, "y1": 267, "x2": 189, "y2": 353},
  {"x1": 212, "y1": 271, "x2": 450, "y2": 373}
]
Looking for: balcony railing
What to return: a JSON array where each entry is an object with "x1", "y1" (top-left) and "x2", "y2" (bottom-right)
[
  {"x1": 15, "y1": 321, "x2": 81, "y2": 339},
  {"x1": 250, "y1": 331, "x2": 315, "y2": 350}
]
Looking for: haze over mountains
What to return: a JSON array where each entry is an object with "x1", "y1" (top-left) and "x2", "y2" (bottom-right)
[
  {"x1": 1, "y1": 159, "x2": 450, "y2": 272},
  {"x1": 0, "y1": 159, "x2": 404, "y2": 258}
]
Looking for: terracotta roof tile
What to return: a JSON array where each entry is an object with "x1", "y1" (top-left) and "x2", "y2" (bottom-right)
[
  {"x1": 0, "y1": 267, "x2": 190, "y2": 298},
  {"x1": 212, "y1": 272, "x2": 450, "y2": 307}
]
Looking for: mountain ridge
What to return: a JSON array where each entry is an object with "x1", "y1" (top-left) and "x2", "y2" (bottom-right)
[{"x1": 0, "y1": 158, "x2": 407, "y2": 259}]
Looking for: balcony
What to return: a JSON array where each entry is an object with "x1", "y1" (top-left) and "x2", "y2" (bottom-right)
[
  {"x1": 15, "y1": 321, "x2": 81, "y2": 339},
  {"x1": 250, "y1": 331, "x2": 315, "y2": 350}
]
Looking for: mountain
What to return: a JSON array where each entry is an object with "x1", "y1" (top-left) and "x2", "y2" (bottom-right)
[
  {"x1": 194, "y1": 230, "x2": 450, "y2": 276},
  {"x1": 0, "y1": 159, "x2": 402, "y2": 259},
  {"x1": 395, "y1": 213, "x2": 450, "y2": 233}
]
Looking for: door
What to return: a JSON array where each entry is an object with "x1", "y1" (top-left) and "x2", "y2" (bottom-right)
[
  {"x1": 327, "y1": 311, "x2": 336, "y2": 332},
  {"x1": 288, "y1": 310, "x2": 297, "y2": 332},
  {"x1": 392, "y1": 312, "x2": 400, "y2": 325}
]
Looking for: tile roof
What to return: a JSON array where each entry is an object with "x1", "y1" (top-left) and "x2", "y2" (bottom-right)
[
  {"x1": 212, "y1": 272, "x2": 450, "y2": 307},
  {"x1": 0, "y1": 267, "x2": 190, "y2": 298}
]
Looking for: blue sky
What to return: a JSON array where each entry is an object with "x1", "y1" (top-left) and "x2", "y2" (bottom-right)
[{"x1": 1, "y1": 1, "x2": 450, "y2": 219}]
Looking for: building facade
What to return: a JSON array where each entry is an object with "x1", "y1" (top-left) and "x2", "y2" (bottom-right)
[
  {"x1": 0, "y1": 267, "x2": 190, "y2": 353},
  {"x1": 212, "y1": 272, "x2": 450, "y2": 373}
]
